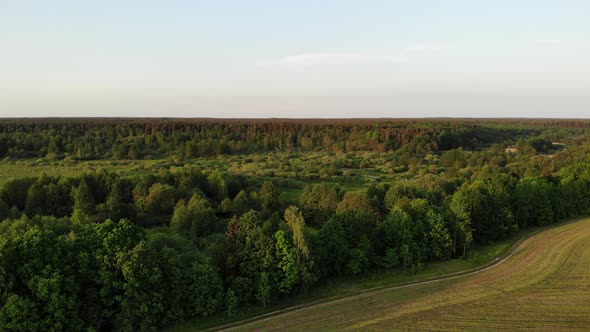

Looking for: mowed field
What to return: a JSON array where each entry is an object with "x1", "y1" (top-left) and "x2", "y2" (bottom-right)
[{"x1": 228, "y1": 218, "x2": 590, "y2": 331}]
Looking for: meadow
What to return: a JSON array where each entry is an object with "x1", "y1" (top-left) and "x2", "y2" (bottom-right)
[{"x1": 0, "y1": 150, "x2": 401, "y2": 199}]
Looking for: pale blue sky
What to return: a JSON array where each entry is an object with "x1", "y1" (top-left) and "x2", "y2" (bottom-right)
[{"x1": 1, "y1": 1, "x2": 589, "y2": 118}]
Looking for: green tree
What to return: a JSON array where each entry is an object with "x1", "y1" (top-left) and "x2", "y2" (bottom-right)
[
  {"x1": 274, "y1": 230, "x2": 298, "y2": 294},
  {"x1": 383, "y1": 247, "x2": 400, "y2": 269},
  {"x1": 0, "y1": 294, "x2": 42, "y2": 331},
  {"x1": 171, "y1": 194, "x2": 217, "y2": 239},
  {"x1": 0, "y1": 198, "x2": 10, "y2": 221},
  {"x1": 220, "y1": 197, "x2": 232, "y2": 214},
  {"x1": 425, "y1": 210, "x2": 453, "y2": 260},
  {"x1": 317, "y1": 211, "x2": 376, "y2": 276},
  {"x1": 284, "y1": 206, "x2": 309, "y2": 258},
  {"x1": 111, "y1": 143, "x2": 127, "y2": 160},
  {"x1": 0, "y1": 177, "x2": 36, "y2": 210},
  {"x1": 451, "y1": 179, "x2": 515, "y2": 244},
  {"x1": 514, "y1": 177, "x2": 555, "y2": 227},
  {"x1": 379, "y1": 208, "x2": 421, "y2": 271},
  {"x1": 25, "y1": 182, "x2": 46, "y2": 217},
  {"x1": 46, "y1": 136, "x2": 59, "y2": 160},
  {"x1": 144, "y1": 183, "x2": 175, "y2": 215},
  {"x1": 336, "y1": 191, "x2": 378, "y2": 217},
  {"x1": 0, "y1": 227, "x2": 82, "y2": 330},
  {"x1": 346, "y1": 235, "x2": 370, "y2": 276},
  {"x1": 127, "y1": 145, "x2": 140, "y2": 160},
  {"x1": 106, "y1": 179, "x2": 136, "y2": 221},
  {"x1": 72, "y1": 179, "x2": 96, "y2": 224},
  {"x1": 284, "y1": 206, "x2": 314, "y2": 290},
  {"x1": 299, "y1": 183, "x2": 339, "y2": 226},
  {"x1": 206, "y1": 173, "x2": 229, "y2": 201},
  {"x1": 117, "y1": 241, "x2": 179, "y2": 331},
  {"x1": 185, "y1": 264, "x2": 224, "y2": 317},
  {"x1": 256, "y1": 272, "x2": 271, "y2": 307},
  {"x1": 383, "y1": 183, "x2": 425, "y2": 212},
  {"x1": 224, "y1": 211, "x2": 275, "y2": 304},
  {"x1": 259, "y1": 181, "x2": 279, "y2": 211},
  {"x1": 78, "y1": 219, "x2": 144, "y2": 329},
  {"x1": 231, "y1": 190, "x2": 252, "y2": 216},
  {"x1": 225, "y1": 288, "x2": 238, "y2": 317}
]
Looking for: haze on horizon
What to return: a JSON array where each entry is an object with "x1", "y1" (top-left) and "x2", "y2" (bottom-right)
[{"x1": 1, "y1": 1, "x2": 589, "y2": 118}]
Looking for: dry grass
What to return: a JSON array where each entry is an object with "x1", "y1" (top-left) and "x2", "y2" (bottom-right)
[{"x1": 232, "y1": 218, "x2": 590, "y2": 331}]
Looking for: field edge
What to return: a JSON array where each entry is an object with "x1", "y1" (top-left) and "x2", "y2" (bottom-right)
[{"x1": 169, "y1": 215, "x2": 589, "y2": 332}]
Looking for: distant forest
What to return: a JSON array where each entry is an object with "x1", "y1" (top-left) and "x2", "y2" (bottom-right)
[{"x1": 1, "y1": 118, "x2": 590, "y2": 331}]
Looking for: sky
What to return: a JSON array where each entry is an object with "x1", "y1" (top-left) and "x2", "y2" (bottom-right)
[{"x1": 1, "y1": 0, "x2": 589, "y2": 118}]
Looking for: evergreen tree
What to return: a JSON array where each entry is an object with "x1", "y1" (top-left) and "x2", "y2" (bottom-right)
[
  {"x1": 259, "y1": 181, "x2": 279, "y2": 211},
  {"x1": 25, "y1": 182, "x2": 46, "y2": 217},
  {"x1": 72, "y1": 179, "x2": 96, "y2": 223},
  {"x1": 0, "y1": 198, "x2": 9, "y2": 221}
]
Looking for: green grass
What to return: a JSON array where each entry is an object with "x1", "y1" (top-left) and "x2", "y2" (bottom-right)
[
  {"x1": 278, "y1": 187, "x2": 303, "y2": 204},
  {"x1": 0, "y1": 152, "x2": 405, "y2": 190},
  {"x1": 0, "y1": 159, "x2": 162, "y2": 183}
]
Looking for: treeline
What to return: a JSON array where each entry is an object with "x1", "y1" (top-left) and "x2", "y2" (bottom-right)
[
  {"x1": 2, "y1": 118, "x2": 580, "y2": 160},
  {"x1": 2, "y1": 158, "x2": 590, "y2": 330},
  {"x1": 0, "y1": 168, "x2": 264, "y2": 227}
]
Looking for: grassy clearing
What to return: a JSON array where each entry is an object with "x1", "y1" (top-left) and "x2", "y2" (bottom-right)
[
  {"x1": 0, "y1": 152, "x2": 401, "y2": 186},
  {"x1": 0, "y1": 159, "x2": 162, "y2": 183},
  {"x1": 224, "y1": 218, "x2": 590, "y2": 331},
  {"x1": 168, "y1": 224, "x2": 538, "y2": 332}
]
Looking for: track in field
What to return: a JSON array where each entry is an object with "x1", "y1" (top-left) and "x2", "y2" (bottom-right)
[{"x1": 227, "y1": 218, "x2": 590, "y2": 331}]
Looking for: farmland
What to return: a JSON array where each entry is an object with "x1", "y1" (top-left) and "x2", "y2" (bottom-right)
[{"x1": 228, "y1": 217, "x2": 590, "y2": 331}]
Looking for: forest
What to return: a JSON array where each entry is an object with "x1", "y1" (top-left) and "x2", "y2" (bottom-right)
[{"x1": 2, "y1": 118, "x2": 590, "y2": 331}]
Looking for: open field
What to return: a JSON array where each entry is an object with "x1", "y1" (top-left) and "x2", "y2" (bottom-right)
[
  {"x1": 225, "y1": 217, "x2": 590, "y2": 331},
  {"x1": 0, "y1": 159, "x2": 160, "y2": 183},
  {"x1": 0, "y1": 152, "x2": 394, "y2": 194}
]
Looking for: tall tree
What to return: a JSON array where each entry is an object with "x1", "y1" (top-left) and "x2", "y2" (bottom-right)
[
  {"x1": 514, "y1": 177, "x2": 555, "y2": 227},
  {"x1": 336, "y1": 191, "x2": 379, "y2": 217},
  {"x1": 299, "y1": 183, "x2": 340, "y2": 226},
  {"x1": 171, "y1": 194, "x2": 217, "y2": 239},
  {"x1": 259, "y1": 181, "x2": 279, "y2": 212},
  {"x1": 451, "y1": 179, "x2": 515, "y2": 244},
  {"x1": 24, "y1": 182, "x2": 46, "y2": 217},
  {"x1": 72, "y1": 179, "x2": 96, "y2": 224},
  {"x1": 274, "y1": 230, "x2": 298, "y2": 294},
  {"x1": 0, "y1": 198, "x2": 8, "y2": 221},
  {"x1": 143, "y1": 183, "x2": 175, "y2": 215},
  {"x1": 184, "y1": 264, "x2": 224, "y2": 318}
]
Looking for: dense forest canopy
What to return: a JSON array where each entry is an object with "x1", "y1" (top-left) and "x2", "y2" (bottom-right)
[
  {"x1": 1, "y1": 118, "x2": 589, "y2": 160},
  {"x1": 1, "y1": 118, "x2": 590, "y2": 331}
]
